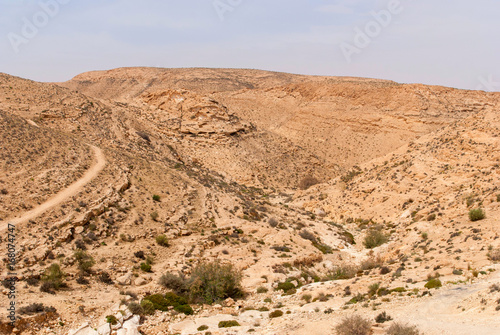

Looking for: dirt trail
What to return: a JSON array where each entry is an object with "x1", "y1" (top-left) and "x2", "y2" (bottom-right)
[
  {"x1": 398, "y1": 267, "x2": 500, "y2": 335},
  {"x1": 0, "y1": 145, "x2": 106, "y2": 231}
]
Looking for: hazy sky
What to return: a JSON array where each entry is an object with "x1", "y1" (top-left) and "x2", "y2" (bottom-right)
[{"x1": 0, "y1": 0, "x2": 498, "y2": 90}]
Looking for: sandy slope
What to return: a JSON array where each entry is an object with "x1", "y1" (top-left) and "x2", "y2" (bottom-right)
[{"x1": 0, "y1": 145, "x2": 105, "y2": 230}]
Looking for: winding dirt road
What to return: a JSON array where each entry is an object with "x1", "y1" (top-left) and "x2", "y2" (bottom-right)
[{"x1": 0, "y1": 145, "x2": 106, "y2": 231}]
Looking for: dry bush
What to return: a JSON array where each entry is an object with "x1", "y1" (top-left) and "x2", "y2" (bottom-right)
[
  {"x1": 487, "y1": 248, "x2": 500, "y2": 262},
  {"x1": 335, "y1": 314, "x2": 372, "y2": 335},
  {"x1": 363, "y1": 229, "x2": 388, "y2": 249},
  {"x1": 299, "y1": 229, "x2": 317, "y2": 243},
  {"x1": 328, "y1": 264, "x2": 358, "y2": 280},
  {"x1": 293, "y1": 254, "x2": 323, "y2": 268},
  {"x1": 298, "y1": 176, "x2": 319, "y2": 190},
  {"x1": 386, "y1": 322, "x2": 420, "y2": 335}
]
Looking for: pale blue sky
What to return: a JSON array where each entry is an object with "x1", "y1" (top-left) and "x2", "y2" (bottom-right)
[{"x1": 0, "y1": 0, "x2": 498, "y2": 90}]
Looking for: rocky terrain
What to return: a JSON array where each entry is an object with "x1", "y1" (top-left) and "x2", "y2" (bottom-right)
[{"x1": 0, "y1": 68, "x2": 499, "y2": 335}]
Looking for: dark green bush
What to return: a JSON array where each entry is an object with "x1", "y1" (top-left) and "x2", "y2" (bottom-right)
[
  {"x1": 375, "y1": 311, "x2": 392, "y2": 323},
  {"x1": 469, "y1": 208, "x2": 485, "y2": 221},
  {"x1": 269, "y1": 310, "x2": 283, "y2": 318},
  {"x1": 152, "y1": 194, "x2": 161, "y2": 202},
  {"x1": 218, "y1": 320, "x2": 240, "y2": 328},
  {"x1": 197, "y1": 325, "x2": 209, "y2": 331},
  {"x1": 142, "y1": 292, "x2": 193, "y2": 315},
  {"x1": 276, "y1": 282, "x2": 296, "y2": 293},
  {"x1": 106, "y1": 315, "x2": 117, "y2": 325},
  {"x1": 174, "y1": 304, "x2": 194, "y2": 315},
  {"x1": 140, "y1": 262, "x2": 152, "y2": 272},
  {"x1": 424, "y1": 278, "x2": 442, "y2": 289},
  {"x1": 143, "y1": 294, "x2": 170, "y2": 311}
]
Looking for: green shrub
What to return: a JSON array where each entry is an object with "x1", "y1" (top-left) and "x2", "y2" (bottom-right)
[
  {"x1": 142, "y1": 292, "x2": 193, "y2": 315},
  {"x1": 187, "y1": 261, "x2": 243, "y2": 304},
  {"x1": 363, "y1": 229, "x2": 388, "y2": 249},
  {"x1": 74, "y1": 250, "x2": 95, "y2": 274},
  {"x1": 218, "y1": 320, "x2": 240, "y2": 328},
  {"x1": 469, "y1": 208, "x2": 485, "y2": 221},
  {"x1": 155, "y1": 235, "x2": 169, "y2": 247},
  {"x1": 269, "y1": 310, "x2": 283, "y2": 318},
  {"x1": 335, "y1": 314, "x2": 372, "y2": 335},
  {"x1": 386, "y1": 322, "x2": 420, "y2": 335},
  {"x1": 424, "y1": 278, "x2": 442, "y2": 289},
  {"x1": 41, "y1": 263, "x2": 65, "y2": 292},
  {"x1": 140, "y1": 299, "x2": 155, "y2": 315},
  {"x1": 143, "y1": 294, "x2": 170, "y2": 311},
  {"x1": 256, "y1": 286, "x2": 268, "y2": 294},
  {"x1": 302, "y1": 294, "x2": 312, "y2": 303},
  {"x1": 197, "y1": 325, "x2": 209, "y2": 331},
  {"x1": 140, "y1": 262, "x2": 152, "y2": 272},
  {"x1": 152, "y1": 194, "x2": 161, "y2": 202},
  {"x1": 276, "y1": 282, "x2": 296, "y2": 293},
  {"x1": 106, "y1": 315, "x2": 117, "y2": 325},
  {"x1": 375, "y1": 311, "x2": 392, "y2": 323},
  {"x1": 164, "y1": 292, "x2": 188, "y2": 306},
  {"x1": 174, "y1": 304, "x2": 194, "y2": 315}
]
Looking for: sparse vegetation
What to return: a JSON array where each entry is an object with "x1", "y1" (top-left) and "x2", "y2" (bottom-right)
[
  {"x1": 155, "y1": 234, "x2": 169, "y2": 247},
  {"x1": 74, "y1": 250, "x2": 95, "y2": 274},
  {"x1": 488, "y1": 248, "x2": 500, "y2": 262},
  {"x1": 375, "y1": 311, "x2": 392, "y2": 323},
  {"x1": 269, "y1": 310, "x2": 283, "y2": 318},
  {"x1": 40, "y1": 264, "x2": 65, "y2": 293},
  {"x1": 363, "y1": 229, "x2": 388, "y2": 249},
  {"x1": 335, "y1": 314, "x2": 372, "y2": 335},
  {"x1": 19, "y1": 303, "x2": 56, "y2": 315},
  {"x1": 386, "y1": 322, "x2": 420, "y2": 335}
]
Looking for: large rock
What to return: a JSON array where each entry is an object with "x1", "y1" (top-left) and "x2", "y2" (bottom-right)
[
  {"x1": 96, "y1": 323, "x2": 111, "y2": 335},
  {"x1": 117, "y1": 272, "x2": 133, "y2": 286}
]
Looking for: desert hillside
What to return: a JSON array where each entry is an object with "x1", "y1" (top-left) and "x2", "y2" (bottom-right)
[{"x1": 0, "y1": 68, "x2": 499, "y2": 335}]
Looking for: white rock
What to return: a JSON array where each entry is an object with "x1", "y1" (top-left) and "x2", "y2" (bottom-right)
[
  {"x1": 123, "y1": 315, "x2": 140, "y2": 329},
  {"x1": 97, "y1": 323, "x2": 111, "y2": 335},
  {"x1": 117, "y1": 273, "x2": 133, "y2": 286},
  {"x1": 134, "y1": 277, "x2": 147, "y2": 286},
  {"x1": 68, "y1": 323, "x2": 98, "y2": 335}
]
